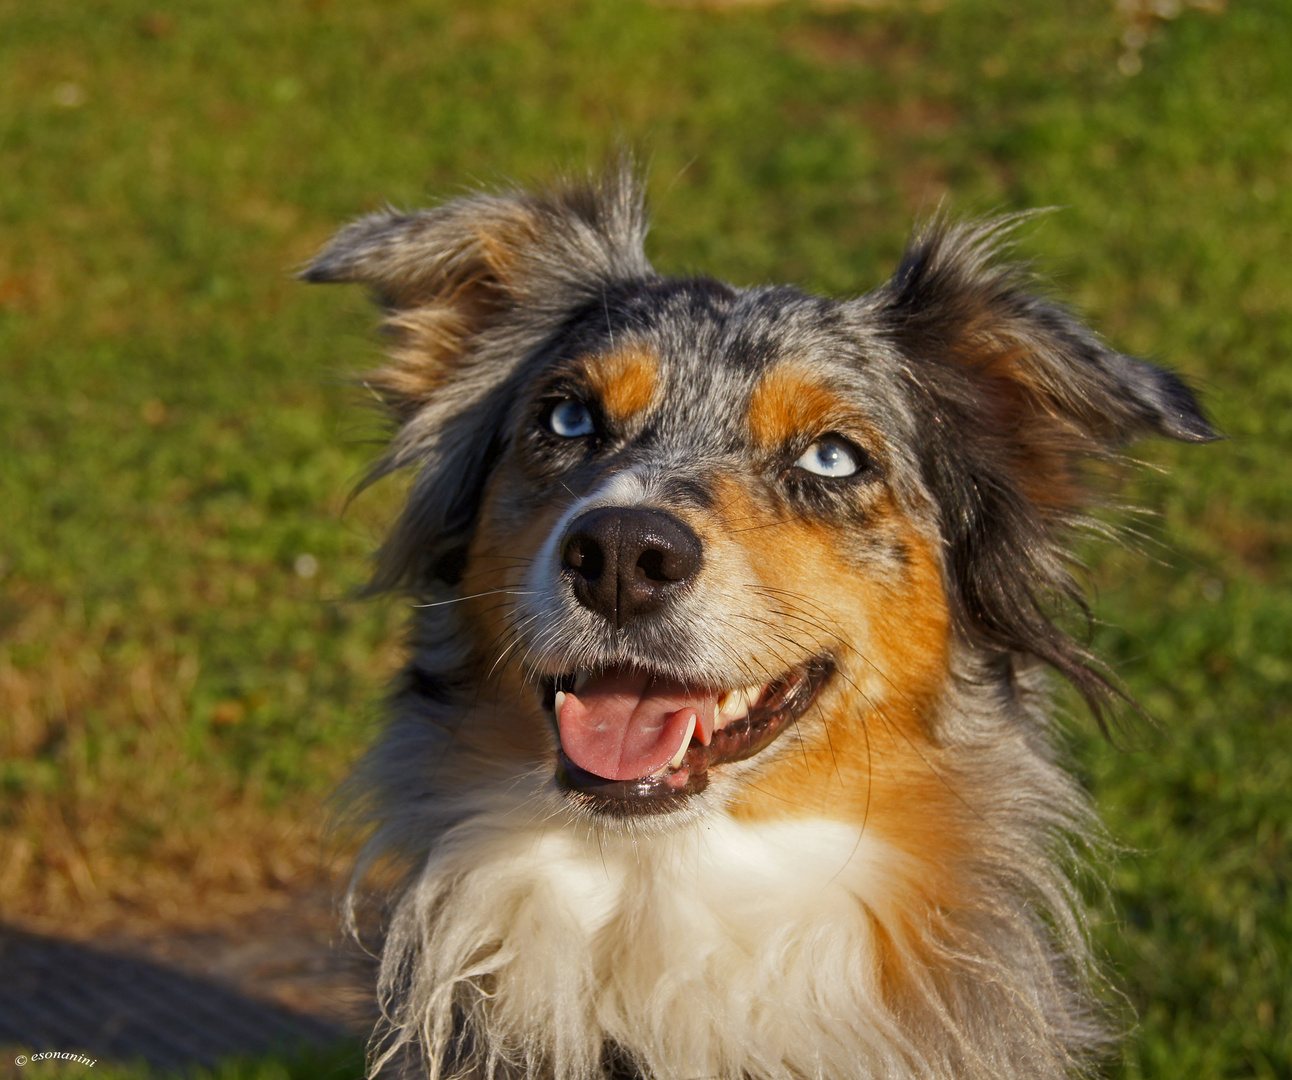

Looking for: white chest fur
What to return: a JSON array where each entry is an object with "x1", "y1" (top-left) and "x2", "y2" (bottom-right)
[{"x1": 378, "y1": 807, "x2": 921, "y2": 1080}]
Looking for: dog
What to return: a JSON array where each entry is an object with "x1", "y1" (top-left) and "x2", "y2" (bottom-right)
[{"x1": 304, "y1": 168, "x2": 1214, "y2": 1080}]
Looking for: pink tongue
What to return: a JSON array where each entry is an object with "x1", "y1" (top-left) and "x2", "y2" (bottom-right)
[{"x1": 558, "y1": 669, "x2": 717, "y2": 781}]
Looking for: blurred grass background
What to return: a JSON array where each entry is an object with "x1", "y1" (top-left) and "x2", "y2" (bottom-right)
[{"x1": 1, "y1": 0, "x2": 1288, "y2": 1076}]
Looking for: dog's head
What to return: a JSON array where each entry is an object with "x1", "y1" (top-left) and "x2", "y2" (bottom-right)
[{"x1": 307, "y1": 170, "x2": 1214, "y2": 826}]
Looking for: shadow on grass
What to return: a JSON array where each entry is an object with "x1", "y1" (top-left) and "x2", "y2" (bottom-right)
[{"x1": 0, "y1": 926, "x2": 356, "y2": 1076}]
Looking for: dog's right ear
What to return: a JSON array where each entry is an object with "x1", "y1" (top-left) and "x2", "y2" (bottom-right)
[
  {"x1": 303, "y1": 168, "x2": 654, "y2": 421},
  {"x1": 303, "y1": 168, "x2": 654, "y2": 589}
]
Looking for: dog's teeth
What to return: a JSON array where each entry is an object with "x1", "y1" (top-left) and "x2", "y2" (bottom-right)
[
  {"x1": 554, "y1": 691, "x2": 567, "y2": 716},
  {"x1": 669, "y1": 713, "x2": 697, "y2": 770},
  {"x1": 573, "y1": 671, "x2": 591, "y2": 693},
  {"x1": 719, "y1": 684, "x2": 763, "y2": 723},
  {"x1": 718, "y1": 693, "x2": 746, "y2": 722}
]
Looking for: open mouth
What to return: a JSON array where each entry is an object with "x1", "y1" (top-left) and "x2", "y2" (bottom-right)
[{"x1": 541, "y1": 657, "x2": 834, "y2": 814}]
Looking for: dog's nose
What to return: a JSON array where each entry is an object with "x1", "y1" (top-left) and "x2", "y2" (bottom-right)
[{"x1": 561, "y1": 507, "x2": 703, "y2": 626}]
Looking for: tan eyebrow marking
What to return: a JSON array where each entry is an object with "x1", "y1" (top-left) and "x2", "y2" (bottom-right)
[
  {"x1": 747, "y1": 363, "x2": 851, "y2": 451},
  {"x1": 582, "y1": 345, "x2": 662, "y2": 423}
]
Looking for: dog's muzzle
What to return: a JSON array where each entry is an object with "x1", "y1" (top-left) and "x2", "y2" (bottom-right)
[{"x1": 540, "y1": 503, "x2": 834, "y2": 818}]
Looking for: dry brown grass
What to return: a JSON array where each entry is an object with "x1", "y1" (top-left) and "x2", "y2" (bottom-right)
[{"x1": 0, "y1": 583, "x2": 403, "y2": 939}]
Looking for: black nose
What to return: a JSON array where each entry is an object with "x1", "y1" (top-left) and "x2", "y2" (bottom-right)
[{"x1": 561, "y1": 507, "x2": 703, "y2": 627}]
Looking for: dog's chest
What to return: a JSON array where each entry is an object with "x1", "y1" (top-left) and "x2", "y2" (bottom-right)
[
  {"x1": 525, "y1": 815, "x2": 885, "y2": 931},
  {"x1": 478, "y1": 814, "x2": 893, "y2": 1006}
]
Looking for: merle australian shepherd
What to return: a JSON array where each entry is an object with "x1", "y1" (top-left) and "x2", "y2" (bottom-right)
[{"x1": 304, "y1": 168, "x2": 1214, "y2": 1080}]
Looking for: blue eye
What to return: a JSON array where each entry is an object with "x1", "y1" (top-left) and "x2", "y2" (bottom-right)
[
  {"x1": 548, "y1": 399, "x2": 596, "y2": 438},
  {"x1": 795, "y1": 437, "x2": 863, "y2": 478}
]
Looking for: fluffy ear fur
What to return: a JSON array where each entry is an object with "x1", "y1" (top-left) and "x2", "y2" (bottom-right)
[
  {"x1": 303, "y1": 168, "x2": 654, "y2": 588},
  {"x1": 878, "y1": 217, "x2": 1217, "y2": 723}
]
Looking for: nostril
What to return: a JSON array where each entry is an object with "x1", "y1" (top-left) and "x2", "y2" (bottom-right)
[
  {"x1": 638, "y1": 547, "x2": 666, "y2": 581},
  {"x1": 563, "y1": 534, "x2": 605, "y2": 581},
  {"x1": 636, "y1": 548, "x2": 667, "y2": 582},
  {"x1": 632, "y1": 523, "x2": 701, "y2": 586}
]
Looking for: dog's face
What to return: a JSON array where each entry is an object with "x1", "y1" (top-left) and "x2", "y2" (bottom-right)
[
  {"x1": 460, "y1": 281, "x2": 955, "y2": 824},
  {"x1": 307, "y1": 171, "x2": 1213, "y2": 830}
]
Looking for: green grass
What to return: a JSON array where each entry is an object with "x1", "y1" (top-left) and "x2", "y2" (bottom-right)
[{"x1": 1, "y1": 0, "x2": 1288, "y2": 1076}]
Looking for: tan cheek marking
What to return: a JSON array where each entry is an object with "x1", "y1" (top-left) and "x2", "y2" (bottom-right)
[
  {"x1": 444, "y1": 462, "x2": 566, "y2": 762},
  {"x1": 583, "y1": 346, "x2": 661, "y2": 424},
  {"x1": 728, "y1": 515, "x2": 955, "y2": 829},
  {"x1": 707, "y1": 473, "x2": 964, "y2": 870},
  {"x1": 708, "y1": 475, "x2": 977, "y2": 999},
  {"x1": 747, "y1": 364, "x2": 849, "y2": 451},
  {"x1": 708, "y1": 477, "x2": 950, "y2": 730}
]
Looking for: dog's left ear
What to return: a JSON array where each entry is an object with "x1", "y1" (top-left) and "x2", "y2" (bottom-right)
[
  {"x1": 303, "y1": 168, "x2": 653, "y2": 588},
  {"x1": 871, "y1": 217, "x2": 1218, "y2": 721},
  {"x1": 878, "y1": 217, "x2": 1217, "y2": 453}
]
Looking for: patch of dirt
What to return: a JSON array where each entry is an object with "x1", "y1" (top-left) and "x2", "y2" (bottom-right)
[
  {"x1": 859, "y1": 96, "x2": 959, "y2": 140},
  {"x1": 783, "y1": 22, "x2": 925, "y2": 72}
]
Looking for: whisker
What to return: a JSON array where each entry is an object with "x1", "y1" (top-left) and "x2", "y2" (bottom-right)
[{"x1": 411, "y1": 587, "x2": 536, "y2": 609}]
